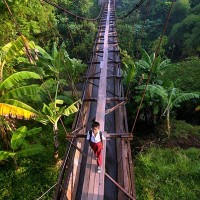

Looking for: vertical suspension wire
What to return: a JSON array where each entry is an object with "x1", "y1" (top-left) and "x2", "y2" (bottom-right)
[
  {"x1": 125, "y1": 0, "x2": 151, "y2": 99},
  {"x1": 130, "y1": 0, "x2": 176, "y2": 134}
]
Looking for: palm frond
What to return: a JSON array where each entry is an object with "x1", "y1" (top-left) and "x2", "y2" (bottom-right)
[
  {"x1": 0, "y1": 151, "x2": 16, "y2": 161},
  {"x1": 2, "y1": 35, "x2": 34, "y2": 61},
  {"x1": 11, "y1": 126, "x2": 27, "y2": 150},
  {"x1": 141, "y1": 49, "x2": 152, "y2": 66}
]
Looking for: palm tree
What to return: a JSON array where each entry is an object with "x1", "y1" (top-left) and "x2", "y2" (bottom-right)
[{"x1": 138, "y1": 83, "x2": 199, "y2": 136}]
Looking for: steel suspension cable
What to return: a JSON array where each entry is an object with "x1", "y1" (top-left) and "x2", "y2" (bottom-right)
[
  {"x1": 131, "y1": 0, "x2": 175, "y2": 134},
  {"x1": 41, "y1": 0, "x2": 104, "y2": 21}
]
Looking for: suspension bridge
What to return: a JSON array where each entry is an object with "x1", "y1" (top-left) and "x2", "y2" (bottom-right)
[
  {"x1": 2, "y1": 0, "x2": 176, "y2": 199},
  {"x1": 52, "y1": 0, "x2": 136, "y2": 199}
]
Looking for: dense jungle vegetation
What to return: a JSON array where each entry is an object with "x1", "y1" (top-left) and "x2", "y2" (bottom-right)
[
  {"x1": 0, "y1": 0, "x2": 199, "y2": 199},
  {"x1": 117, "y1": 0, "x2": 200, "y2": 199}
]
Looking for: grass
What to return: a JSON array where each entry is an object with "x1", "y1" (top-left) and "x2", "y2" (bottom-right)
[
  {"x1": 135, "y1": 147, "x2": 200, "y2": 200},
  {"x1": 0, "y1": 154, "x2": 59, "y2": 200}
]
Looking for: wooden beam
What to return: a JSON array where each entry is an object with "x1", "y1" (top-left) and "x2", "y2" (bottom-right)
[
  {"x1": 83, "y1": 98, "x2": 97, "y2": 102},
  {"x1": 105, "y1": 172, "x2": 135, "y2": 200},
  {"x1": 66, "y1": 133, "x2": 133, "y2": 139},
  {"x1": 106, "y1": 97, "x2": 127, "y2": 102}
]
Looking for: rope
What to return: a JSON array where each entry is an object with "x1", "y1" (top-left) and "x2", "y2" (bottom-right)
[
  {"x1": 41, "y1": 0, "x2": 104, "y2": 21},
  {"x1": 131, "y1": 0, "x2": 175, "y2": 134},
  {"x1": 36, "y1": 182, "x2": 58, "y2": 200},
  {"x1": 118, "y1": 0, "x2": 147, "y2": 19}
]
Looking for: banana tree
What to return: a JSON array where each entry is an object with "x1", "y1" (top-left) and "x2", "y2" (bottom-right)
[
  {"x1": 37, "y1": 93, "x2": 81, "y2": 160},
  {"x1": 137, "y1": 83, "x2": 199, "y2": 136},
  {"x1": 121, "y1": 50, "x2": 136, "y2": 96},
  {"x1": 36, "y1": 43, "x2": 86, "y2": 98},
  {"x1": 0, "y1": 126, "x2": 44, "y2": 167},
  {"x1": 135, "y1": 49, "x2": 170, "y2": 84},
  {"x1": 0, "y1": 71, "x2": 41, "y2": 148}
]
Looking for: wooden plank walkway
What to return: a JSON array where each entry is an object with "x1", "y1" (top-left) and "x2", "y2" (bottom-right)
[
  {"x1": 80, "y1": 1, "x2": 111, "y2": 199},
  {"x1": 53, "y1": 1, "x2": 136, "y2": 199}
]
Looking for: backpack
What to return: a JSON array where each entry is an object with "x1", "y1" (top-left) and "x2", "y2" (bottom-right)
[{"x1": 89, "y1": 130, "x2": 103, "y2": 143}]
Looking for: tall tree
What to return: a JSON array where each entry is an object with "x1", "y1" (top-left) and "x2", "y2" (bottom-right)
[{"x1": 0, "y1": 0, "x2": 56, "y2": 47}]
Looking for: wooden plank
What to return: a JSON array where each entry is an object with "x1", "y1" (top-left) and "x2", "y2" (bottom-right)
[
  {"x1": 97, "y1": 139, "x2": 106, "y2": 200},
  {"x1": 106, "y1": 97, "x2": 127, "y2": 102},
  {"x1": 66, "y1": 133, "x2": 132, "y2": 139},
  {"x1": 83, "y1": 98, "x2": 98, "y2": 102},
  {"x1": 92, "y1": 172, "x2": 100, "y2": 200},
  {"x1": 88, "y1": 152, "x2": 97, "y2": 200},
  {"x1": 84, "y1": 76, "x2": 100, "y2": 80},
  {"x1": 105, "y1": 172, "x2": 135, "y2": 200},
  {"x1": 81, "y1": 148, "x2": 93, "y2": 200}
]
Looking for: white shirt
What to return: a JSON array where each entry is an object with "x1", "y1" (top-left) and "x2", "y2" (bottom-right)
[{"x1": 86, "y1": 130, "x2": 106, "y2": 143}]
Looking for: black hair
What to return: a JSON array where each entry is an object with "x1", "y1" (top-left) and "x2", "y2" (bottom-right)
[{"x1": 92, "y1": 121, "x2": 100, "y2": 128}]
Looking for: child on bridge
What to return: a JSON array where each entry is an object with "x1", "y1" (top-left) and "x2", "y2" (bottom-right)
[{"x1": 87, "y1": 121, "x2": 105, "y2": 173}]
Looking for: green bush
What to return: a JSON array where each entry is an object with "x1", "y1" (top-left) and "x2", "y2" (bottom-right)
[
  {"x1": 135, "y1": 147, "x2": 200, "y2": 200},
  {"x1": 161, "y1": 58, "x2": 200, "y2": 92}
]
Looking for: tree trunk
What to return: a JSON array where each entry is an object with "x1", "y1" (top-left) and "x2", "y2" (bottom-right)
[
  {"x1": 53, "y1": 124, "x2": 59, "y2": 162},
  {"x1": 166, "y1": 109, "x2": 171, "y2": 137}
]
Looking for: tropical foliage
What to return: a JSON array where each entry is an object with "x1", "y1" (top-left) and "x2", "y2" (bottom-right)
[
  {"x1": 0, "y1": 71, "x2": 40, "y2": 119},
  {"x1": 0, "y1": 126, "x2": 44, "y2": 165},
  {"x1": 36, "y1": 43, "x2": 86, "y2": 98},
  {"x1": 136, "y1": 83, "x2": 199, "y2": 135},
  {"x1": 0, "y1": 0, "x2": 199, "y2": 199},
  {"x1": 37, "y1": 97, "x2": 81, "y2": 160}
]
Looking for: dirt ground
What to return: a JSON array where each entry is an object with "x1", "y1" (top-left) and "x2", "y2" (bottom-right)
[
  {"x1": 163, "y1": 134, "x2": 200, "y2": 149},
  {"x1": 131, "y1": 131, "x2": 200, "y2": 157}
]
